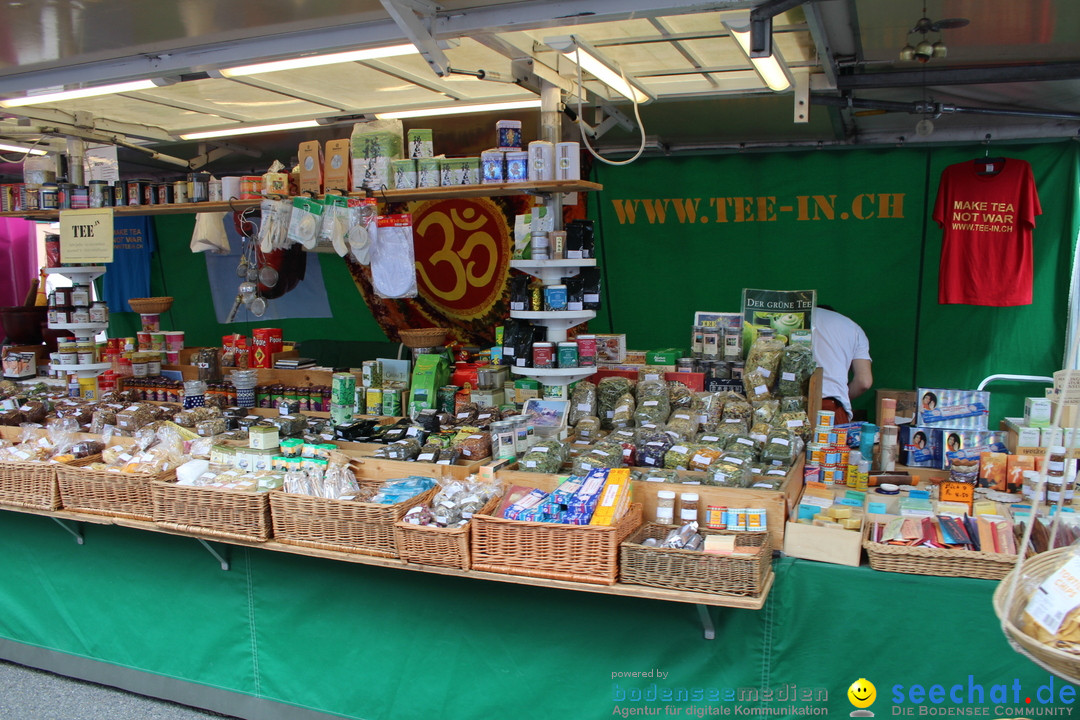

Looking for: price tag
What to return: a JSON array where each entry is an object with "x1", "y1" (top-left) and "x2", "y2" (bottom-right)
[{"x1": 940, "y1": 481, "x2": 974, "y2": 510}]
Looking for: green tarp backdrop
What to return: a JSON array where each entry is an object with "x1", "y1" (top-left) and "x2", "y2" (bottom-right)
[
  {"x1": 592, "y1": 141, "x2": 1080, "y2": 421},
  {"x1": 115, "y1": 140, "x2": 1078, "y2": 421}
]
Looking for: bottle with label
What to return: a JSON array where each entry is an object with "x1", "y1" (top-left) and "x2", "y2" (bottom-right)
[
  {"x1": 656, "y1": 491, "x2": 676, "y2": 525},
  {"x1": 679, "y1": 492, "x2": 700, "y2": 524}
]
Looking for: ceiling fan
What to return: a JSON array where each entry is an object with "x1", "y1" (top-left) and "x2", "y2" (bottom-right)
[{"x1": 899, "y1": 4, "x2": 970, "y2": 63}]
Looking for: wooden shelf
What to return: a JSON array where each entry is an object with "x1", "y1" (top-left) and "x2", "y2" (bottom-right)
[
  {"x1": 0, "y1": 503, "x2": 769, "y2": 610},
  {"x1": 0, "y1": 181, "x2": 603, "y2": 220}
]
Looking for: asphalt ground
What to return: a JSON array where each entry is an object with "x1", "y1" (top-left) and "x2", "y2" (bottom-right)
[{"x1": 0, "y1": 660, "x2": 240, "y2": 720}]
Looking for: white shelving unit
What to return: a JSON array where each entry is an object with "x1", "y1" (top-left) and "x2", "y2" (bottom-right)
[
  {"x1": 46, "y1": 266, "x2": 109, "y2": 379},
  {"x1": 45, "y1": 266, "x2": 106, "y2": 282},
  {"x1": 509, "y1": 258, "x2": 596, "y2": 286},
  {"x1": 508, "y1": 310, "x2": 595, "y2": 343},
  {"x1": 510, "y1": 366, "x2": 595, "y2": 385}
]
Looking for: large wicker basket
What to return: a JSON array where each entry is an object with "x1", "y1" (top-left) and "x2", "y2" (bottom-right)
[
  {"x1": 864, "y1": 539, "x2": 1016, "y2": 580},
  {"x1": 57, "y1": 464, "x2": 175, "y2": 520},
  {"x1": 0, "y1": 457, "x2": 99, "y2": 511},
  {"x1": 397, "y1": 327, "x2": 448, "y2": 349},
  {"x1": 393, "y1": 495, "x2": 501, "y2": 570},
  {"x1": 271, "y1": 485, "x2": 438, "y2": 558},
  {"x1": 620, "y1": 524, "x2": 772, "y2": 596},
  {"x1": 993, "y1": 547, "x2": 1080, "y2": 685},
  {"x1": 470, "y1": 503, "x2": 643, "y2": 585},
  {"x1": 126, "y1": 296, "x2": 174, "y2": 314},
  {"x1": 152, "y1": 480, "x2": 272, "y2": 542}
]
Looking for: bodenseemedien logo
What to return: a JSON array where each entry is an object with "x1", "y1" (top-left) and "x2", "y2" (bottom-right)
[{"x1": 848, "y1": 678, "x2": 877, "y2": 717}]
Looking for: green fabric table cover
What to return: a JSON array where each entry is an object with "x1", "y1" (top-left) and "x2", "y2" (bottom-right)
[{"x1": 0, "y1": 510, "x2": 1072, "y2": 718}]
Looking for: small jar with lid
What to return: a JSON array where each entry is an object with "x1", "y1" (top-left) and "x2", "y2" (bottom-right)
[
  {"x1": 70, "y1": 284, "x2": 91, "y2": 308},
  {"x1": 131, "y1": 353, "x2": 149, "y2": 378},
  {"x1": 679, "y1": 492, "x2": 700, "y2": 524},
  {"x1": 1022, "y1": 470, "x2": 1046, "y2": 504},
  {"x1": 656, "y1": 490, "x2": 676, "y2": 525},
  {"x1": 89, "y1": 301, "x2": 109, "y2": 324},
  {"x1": 76, "y1": 341, "x2": 95, "y2": 365},
  {"x1": 57, "y1": 340, "x2": 78, "y2": 366},
  {"x1": 70, "y1": 307, "x2": 91, "y2": 324}
]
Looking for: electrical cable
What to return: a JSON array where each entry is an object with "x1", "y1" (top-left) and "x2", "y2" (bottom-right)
[
  {"x1": 572, "y1": 48, "x2": 647, "y2": 166},
  {"x1": 0, "y1": 137, "x2": 48, "y2": 164}
]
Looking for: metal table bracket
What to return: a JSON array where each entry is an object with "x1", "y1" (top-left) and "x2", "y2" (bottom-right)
[
  {"x1": 196, "y1": 538, "x2": 231, "y2": 571},
  {"x1": 696, "y1": 604, "x2": 715, "y2": 640},
  {"x1": 50, "y1": 517, "x2": 84, "y2": 545}
]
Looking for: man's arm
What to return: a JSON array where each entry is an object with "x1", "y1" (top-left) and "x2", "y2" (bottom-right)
[{"x1": 848, "y1": 358, "x2": 872, "y2": 400}]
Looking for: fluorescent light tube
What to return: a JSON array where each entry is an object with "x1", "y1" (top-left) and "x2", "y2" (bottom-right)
[
  {"x1": 221, "y1": 44, "x2": 418, "y2": 77},
  {"x1": 0, "y1": 142, "x2": 48, "y2": 155},
  {"x1": 180, "y1": 120, "x2": 320, "y2": 140},
  {"x1": 375, "y1": 99, "x2": 541, "y2": 120},
  {"x1": 0, "y1": 79, "x2": 158, "y2": 108},
  {"x1": 545, "y1": 35, "x2": 652, "y2": 104},
  {"x1": 728, "y1": 25, "x2": 792, "y2": 92}
]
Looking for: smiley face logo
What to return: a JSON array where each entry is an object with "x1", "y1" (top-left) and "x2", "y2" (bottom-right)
[{"x1": 848, "y1": 678, "x2": 876, "y2": 711}]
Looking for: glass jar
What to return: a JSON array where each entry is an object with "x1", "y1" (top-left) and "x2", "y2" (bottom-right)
[
  {"x1": 656, "y1": 490, "x2": 676, "y2": 525},
  {"x1": 679, "y1": 492, "x2": 700, "y2": 523},
  {"x1": 89, "y1": 301, "x2": 109, "y2": 323},
  {"x1": 131, "y1": 353, "x2": 148, "y2": 378},
  {"x1": 193, "y1": 347, "x2": 222, "y2": 382},
  {"x1": 70, "y1": 284, "x2": 91, "y2": 308}
]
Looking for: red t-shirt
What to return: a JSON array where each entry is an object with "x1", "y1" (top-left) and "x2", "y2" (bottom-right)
[{"x1": 932, "y1": 158, "x2": 1041, "y2": 306}]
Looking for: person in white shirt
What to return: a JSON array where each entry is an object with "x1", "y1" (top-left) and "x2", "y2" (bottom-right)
[{"x1": 811, "y1": 305, "x2": 872, "y2": 424}]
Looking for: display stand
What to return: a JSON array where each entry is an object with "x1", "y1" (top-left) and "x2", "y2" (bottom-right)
[
  {"x1": 508, "y1": 258, "x2": 597, "y2": 286},
  {"x1": 508, "y1": 310, "x2": 595, "y2": 343},
  {"x1": 45, "y1": 266, "x2": 109, "y2": 379}
]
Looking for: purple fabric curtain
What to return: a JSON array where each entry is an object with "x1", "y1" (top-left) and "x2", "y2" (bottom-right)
[{"x1": 0, "y1": 217, "x2": 37, "y2": 307}]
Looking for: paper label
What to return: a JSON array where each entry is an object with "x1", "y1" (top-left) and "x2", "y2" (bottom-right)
[
  {"x1": 756, "y1": 367, "x2": 771, "y2": 378},
  {"x1": 774, "y1": 438, "x2": 790, "y2": 447},
  {"x1": 643, "y1": 400, "x2": 659, "y2": 407},
  {"x1": 786, "y1": 419, "x2": 804, "y2": 428},
  {"x1": 727, "y1": 456, "x2": 744, "y2": 465},
  {"x1": 671, "y1": 445, "x2": 688, "y2": 454},
  {"x1": 867, "y1": 502, "x2": 888, "y2": 514},
  {"x1": 417, "y1": 453, "x2": 435, "y2": 462},
  {"x1": 1026, "y1": 556, "x2": 1080, "y2": 634},
  {"x1": 701, "y1": 436, "x2": 719, "y2": 443},
  {"x1": 782, "y1": 372, "x2": 796, "y2": 381},
  {"x1": 532, "y1": 446, "x2": 550, "y2": 453},
  {"x1": 754, "y1": 385, "x2": 768, "y2": 396},
  {"x1": 691, "y1": 453, "x2": 710, "y2": 465}
]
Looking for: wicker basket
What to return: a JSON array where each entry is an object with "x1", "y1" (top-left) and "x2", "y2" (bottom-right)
[
  {"x1": 864, "y1": 539, "x2": 1016, "y2": 580},
  {"x1": 397, "y1": 327, "x2": 448, "y2": 349},
  {"x1": 993, "y1": 547, "x2": 1080, "y2": 685},
  {"x1": 152, "y1": 480, "x2": 272, "y2": 542},
  {"x1": 126, "y1": 296, "x2": 174, "y2": 314},
  {"x1": 271, "y1": 485, "x2": 438, "y2": 557},
  {"x1": 620, "y1": 524, "x2": 772, "y2": 596},
  {"x1": 393, "y1": 495, "x2": 501, "y2": 570},
  {"x1": 57, "y1": 464, "x2": 175, "y2": 521},
  {"x1": 0, "y1": 457, "x2": 99, "y2": 511},
  {"x1": 470, "y1": 503, "x2": 643, "y2": 585}
]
